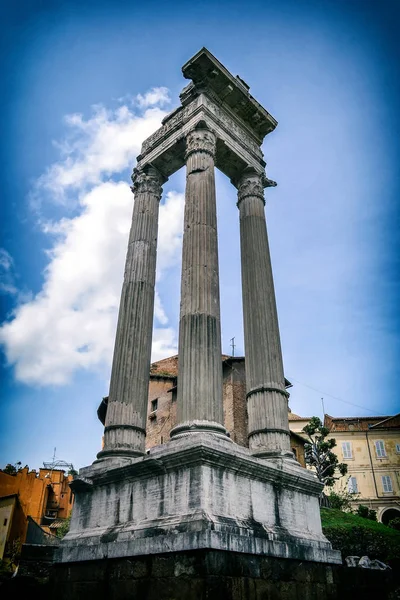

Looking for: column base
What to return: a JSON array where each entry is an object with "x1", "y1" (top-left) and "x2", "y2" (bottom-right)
[
  {"x1": 250, "y1": 448, "x2": 297, "y2": 462},
  {"x1": 95, "y1": 448, "x2": 144, "y2": 464},
  {"x1": 170, "y1": 419, "x2": 229, "y2": 439}
]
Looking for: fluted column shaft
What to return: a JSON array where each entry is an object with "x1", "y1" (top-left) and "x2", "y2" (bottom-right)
[
  {"x1": 238, "y1": 171, "x2": 291, "y2": 458},
  {"x1": 98, "y1": 166, "x2": 164, "y2": 459},
  {"x1": 171, "y1": 128, "x2": 225, "y2": 438}
]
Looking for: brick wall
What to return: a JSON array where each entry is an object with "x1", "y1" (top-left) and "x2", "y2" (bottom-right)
[
  {"x1": 145, "y1": 377, "x2": 177, "y2": 449},
  {"x1": 145, "y1": 357, "x2": 305, "y2": 467}
]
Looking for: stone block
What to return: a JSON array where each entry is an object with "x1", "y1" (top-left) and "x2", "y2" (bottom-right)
[
  {"x1": 51, "y1": 550, "x2": 346, "y2": 600},
  {"x1": 59, "y1": 435, "x2": 340, "y2": 566},
  {"x1": 109, "y1": 557, "x2": 150, "y2": 580}
]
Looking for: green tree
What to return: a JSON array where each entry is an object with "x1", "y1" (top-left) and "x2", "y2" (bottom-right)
[
  {"x1": 56, "y1": 516, "x2": 71, "y2": 539},
  {"x1": 3, "y1": 462, "x2": 21, "y2": 475},
  {"x1": 302, "y1": 417, "x2": 348, "y2": 495}
]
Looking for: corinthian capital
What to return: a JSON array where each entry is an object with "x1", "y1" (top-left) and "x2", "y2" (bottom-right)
[
  {"x1": 185, "y1": 128, "x2": 216, "y2": 159},
  {"x1": 237, "y1": 171, "x2": 265, "y2": 205},
  {"x1": 131, "y1": 167, "x2": 164, "y2": 200}
]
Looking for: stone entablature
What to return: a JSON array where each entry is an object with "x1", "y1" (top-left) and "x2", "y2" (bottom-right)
[
  {"x1": 180, "y1": 47, "x2": 277, "y2": 142},
  {"x1": 137, "y1": 49, "x2": 277, "y2": 188}
]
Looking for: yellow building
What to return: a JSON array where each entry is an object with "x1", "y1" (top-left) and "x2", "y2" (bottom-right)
[
  {"x1": 289, "y1": 413, "x2": 400, "y2": 524},
  {"x1": 324, "y1": 414, "x2": 400, "y2": 524}
]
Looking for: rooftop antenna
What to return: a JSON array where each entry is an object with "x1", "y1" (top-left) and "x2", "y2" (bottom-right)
[
  {"x1": 43, "y1": 446, "x2": 74, "y2": 474},
  {"x1": 321, "y1": 397, "x2": 325, "y2": 419},
  {"x1": 230, "y1": 337, "x2": 236, "y2": 357}
]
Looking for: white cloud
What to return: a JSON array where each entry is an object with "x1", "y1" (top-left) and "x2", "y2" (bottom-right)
[
  {"x1": 0, "y1": 94, "x2": 184, "y2": 386},
  {"x1": 136, "y1": 87, "x2": 170, "y2": 108},
  {"x1": 0, "y1": 248, "x2": 14, "y2": 271},
  {"x1": 0, "y1": 248, "x2": 18, "y2": 296},
  {"x1": 33, "y1": 104, "x2": 167, "y2": 204}
]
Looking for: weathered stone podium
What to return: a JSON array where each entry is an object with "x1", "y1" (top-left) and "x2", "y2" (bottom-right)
[{"x1": 53, "y1": 48, "x2": 341, "y2": 599}]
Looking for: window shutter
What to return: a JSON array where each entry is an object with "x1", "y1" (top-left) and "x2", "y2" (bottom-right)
[
  {"x1": 348, "y1": 476, "x2": 358, "y2": 493},
  {"x1": 375, "y1": 440, "x2": 386, "y2": 458},
  {"x1": 382, "y1": 476, "x2": 393, "y2": 493},
  {"x1": 342, "y1": 442, "x2": 352, "y2": 459}
]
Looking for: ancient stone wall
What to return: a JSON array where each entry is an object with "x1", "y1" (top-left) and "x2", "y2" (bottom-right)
[
  {"x1": 222, "y1": 359, "x2": 247, "y2": 446},
  {"x1": 49, "y1": 550, "x2": 396, "y2": 600}
]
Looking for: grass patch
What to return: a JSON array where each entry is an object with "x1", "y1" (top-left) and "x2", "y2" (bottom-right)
[{"x1": 321, "y1": 508, "x2": 400, "y2": 565}]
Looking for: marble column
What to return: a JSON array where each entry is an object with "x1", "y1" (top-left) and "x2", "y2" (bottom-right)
[
  {"x1": 98, "y1": 166, "x2": 164, "y2": 459},
  {"x1": 171, "y1": 128, "x2": 226, "y2": 438},
  {"x1": 237, "y1": 170, "x2": 292, "y2": 459}
]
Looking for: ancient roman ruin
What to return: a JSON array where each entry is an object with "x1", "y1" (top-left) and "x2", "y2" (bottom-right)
[{"x1": 55, "y1": 48, "x2": 341, "y2": 595}]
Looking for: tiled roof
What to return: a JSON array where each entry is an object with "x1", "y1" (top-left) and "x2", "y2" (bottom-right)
[
  {"x1": 288, "y1": 413, "x2": 310, "y2": 421},
  {"x1": 49, "y1": 519, "x2": 67, "y2": 529},
  {"x1": 150, "y1": 354, "x2": 231, "y2": 378},
  {"x1": 327, "y1": 416, "x2": 389, "y2": 421},
  {"x1": 324, "y1": 414, "x2": 395, "y2": 432},
  {"x1": 150, "y1": 355, "x2": 292, "y2": 387}
]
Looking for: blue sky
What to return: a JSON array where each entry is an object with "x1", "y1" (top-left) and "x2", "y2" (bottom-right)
[{"x1": 0, "y1": 0, "x2": 399, "y2": 470}]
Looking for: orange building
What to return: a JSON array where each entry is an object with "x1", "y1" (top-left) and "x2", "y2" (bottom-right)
[{"x1": 0, "y1": 467, "x2": 74, "y2": 560}]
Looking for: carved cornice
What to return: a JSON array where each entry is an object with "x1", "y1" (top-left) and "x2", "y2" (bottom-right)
[
  {"x1": 201, "y1": 95, "x2": 261, "y2": 157},
  {"x1": 131, "y1": 167, "x2": 164, "y2": 200},
  {"x1": 237, "y1": 172, "x2": 265, "y2": 205},
  {"x1": 185, "y1": 128, "x2": 216, "y2": 159}
]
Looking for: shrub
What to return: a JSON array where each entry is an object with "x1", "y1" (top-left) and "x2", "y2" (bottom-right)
[
  {"x1": 326, "y1": 489, "x2": 355, "y2": 512},
  {"x1": 321, "y1": 508, "x2": 400, "y2": 566},
  {"x1": 56, "y1": 516, "x2": 71, "y2": 539},
  {"x1": 388, "y1": 517, "x2": 400, "y2": 531},
  {"x1": 368, "y1": 509, "x2": 377, "y2": 522},
  {"x1": 356, "y1": 504, "x2": 377, "y2": 521}
]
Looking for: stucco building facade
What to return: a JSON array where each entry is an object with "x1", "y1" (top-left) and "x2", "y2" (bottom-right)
[
  {"x1": 325, "y1": 414, "x2": 400, "y2": 524},
  {"x1": 290, "y1": 413, "x2": 400, "y2": 523}
]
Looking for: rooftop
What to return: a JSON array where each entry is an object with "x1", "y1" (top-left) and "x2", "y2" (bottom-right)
[
  {"x1": 150, "y1": 354, "x2": 292, "y2": 388},
  {"x1": 324, "y1": 414, "x2": 399, "y2": 432}
]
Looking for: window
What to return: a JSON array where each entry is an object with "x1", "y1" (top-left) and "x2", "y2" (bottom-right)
[
  {"x1": 396, "y1": 443, "x2": 400, "y2": 454},
  {"x1": 45, "y1": 510, "x2": 58, "y2": 519},
  {"x1": 382, "y1": 475, "x2": 393, "y2": 493},
  {"x1": 151, "y1": 398, "x2": 158, "y2": 412},
  {"x1": 292, "y1": 447, "x2": 298, "y2": 460},
  {"x1": 341, "y1": 441, "x2": 352, "y2": 459},
  {"x1": 375, "y1": 440, "x2": 386, "y2": 458},
  {"x1": 348, "y1": 476, "x2": 358, "y2": 494},
  {"x1": 3, "y1": 518, "x2": 7, "y2": 527}
]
